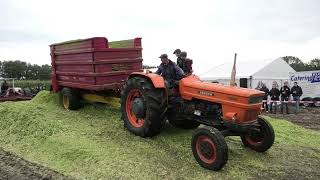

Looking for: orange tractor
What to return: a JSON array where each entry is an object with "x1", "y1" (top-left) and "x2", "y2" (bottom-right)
[
  {"x1": 121, "y1": 73, "x2": 274, "y2": 170},
  {"x1": 51, "y1": 37, "x2": 274, "y2": 171}
]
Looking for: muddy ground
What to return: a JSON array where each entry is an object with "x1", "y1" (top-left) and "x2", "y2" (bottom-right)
[
  {"x1": 0, "y1": 148, "x2": 70, "y2": 180},
  {"x1": 263, "y1": 105, "x2": 320, "y2": 131}
]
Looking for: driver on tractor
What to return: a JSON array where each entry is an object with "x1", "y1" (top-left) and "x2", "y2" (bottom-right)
[{"x1": 155, "y1": 53, "x2": 185, "y2": 89}]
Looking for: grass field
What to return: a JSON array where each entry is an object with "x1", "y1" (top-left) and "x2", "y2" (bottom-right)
[{"x1": 0, "y1": 91, "x2": 319, "y2": 179}]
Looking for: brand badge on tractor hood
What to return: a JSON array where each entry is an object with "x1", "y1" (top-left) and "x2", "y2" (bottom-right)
[{"x1": 198, "y1": 91, "x2": 214, "y2": 96}]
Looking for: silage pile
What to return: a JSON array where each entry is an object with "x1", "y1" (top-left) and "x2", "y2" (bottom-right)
[{"x1": 0, "y1": 91, "x2": 319, "y2": 179}]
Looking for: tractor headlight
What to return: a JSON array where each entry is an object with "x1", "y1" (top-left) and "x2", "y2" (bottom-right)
[{"x1": 248, "y1": 96, "x2": 264, "y2": 104}]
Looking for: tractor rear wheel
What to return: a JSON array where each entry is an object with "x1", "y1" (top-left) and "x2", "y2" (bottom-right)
[
  {"x1": 61, "y1": 88, "x2": 82, "y2": 110},
  {"x1": 240, "y1": 117, "x2": 275, "y2": 152},
  {"x1": 167, "y1": 109, "x2": 200, "y2": 129},
  {"x1": 121, "y1": 76, "x2": 166, "y2": 137},
  {"x1": 192, "y1": 126, "x2": 228, "y2": 171}
]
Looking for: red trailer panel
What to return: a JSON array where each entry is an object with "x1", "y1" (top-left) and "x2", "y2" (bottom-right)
[{"x1": 50, "y1": 37, "x2": 143, "y2": 92}]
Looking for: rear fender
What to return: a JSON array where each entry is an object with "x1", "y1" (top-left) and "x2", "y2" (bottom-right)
[
  {"x1": 128, "y1": 72, "x2": 166, "y2": 89},
  {"x1": 128, "y1": 72, "x2": 168, "y2": 112}
]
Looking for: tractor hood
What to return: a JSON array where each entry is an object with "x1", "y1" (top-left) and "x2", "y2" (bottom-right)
[{"x1": 179, "y1": 75, "x2": 264, "y2": 98}]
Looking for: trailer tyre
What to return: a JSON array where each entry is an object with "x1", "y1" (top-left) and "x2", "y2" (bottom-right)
[
  {"x1": 121, "y1": 76, "x2": 166, "y2": 137},
  {"x1": 61, "y1": 88, "x2": 82, "y2": 110},
  {"x1": 192, "y1": 126, "x2": 228, "y2": 171},
  {"x1": 241, "y1": 117, "x2": 275, "y2": 152}
]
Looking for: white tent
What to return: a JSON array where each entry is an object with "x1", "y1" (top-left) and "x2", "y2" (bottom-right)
[{"x1": 199, "y1": 58, "x2": 296, "y2": 89}]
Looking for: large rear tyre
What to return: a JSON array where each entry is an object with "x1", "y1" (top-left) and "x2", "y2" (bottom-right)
[
  {"x1": 121, "y1": 76, "x2": 166, "y2": 137},
  {"x1": 241, "y1": 117, "x2": 275, "y2": 152},
  {"x1": 61, "y1": 88, "x2": 82, "y2": 110},
  {"x1": 192, "y1": 126, "x2": 228, "y2": 171},
  {"x1": 167, "y1": 109, "x2": 200, "y2": 129}
]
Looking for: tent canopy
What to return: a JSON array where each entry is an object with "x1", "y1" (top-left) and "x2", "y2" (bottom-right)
[{"x1": 200, "y1": 58, "x2": 296, "y2": 80}]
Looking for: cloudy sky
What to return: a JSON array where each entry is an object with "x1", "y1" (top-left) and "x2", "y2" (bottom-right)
[{"x1": 0, "y1": 0, "x2": 319, "y2": 74}]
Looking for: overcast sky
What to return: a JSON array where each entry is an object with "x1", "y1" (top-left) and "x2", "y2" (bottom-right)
[{"x1": 0, "y1": 0, "x2": 319, "y2": 74}]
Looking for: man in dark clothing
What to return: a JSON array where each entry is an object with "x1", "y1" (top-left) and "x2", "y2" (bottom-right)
[
  {"x1": 173, "y1": 49, "x2": 182, "y2": 65},
  {"x1": 173, "y1": 49, "x2": 181, "y2": 56},
  {"x1": 177, "y1": 51, "x2": 193, "y2": 75},
  {"x1": 291, "y1": 82, "x2": 303, "y2": 113},
  {"x1": 269, "y1": 82, "x2": 280, "y2": 114},
  {"x1": 259, "y1": 83, "x2": 269, "y2": 112},
  {"x1": 1, "y1": 80, "x2": 9, "y2": 95},
  {"x1": 155, "y1": 54, "x2": 185, "y2": 88},
  {"x1": 280, "y1": 81, "x2": 291, "y2": 114}
]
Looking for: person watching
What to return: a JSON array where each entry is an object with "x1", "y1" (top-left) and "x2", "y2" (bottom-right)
[{"x1": 291, "y1": 82, "x2": 303, "y2": 113}]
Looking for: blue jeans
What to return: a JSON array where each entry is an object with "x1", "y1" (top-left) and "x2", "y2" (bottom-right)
[
  {"x1": 269, "y1": 101, "x2": 278, "y2": 113},
  {"x1": 293, "y1": 96, "x2": 300, "y2": 112}
]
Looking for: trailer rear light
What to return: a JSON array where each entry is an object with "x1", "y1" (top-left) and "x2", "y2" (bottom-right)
[{"x1": 248, "y1": 96, "x2": 264, "y2": 104}]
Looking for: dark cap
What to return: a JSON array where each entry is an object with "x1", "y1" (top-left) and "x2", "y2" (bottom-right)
[
  {"x1": 180, "y1": 51, "x2": 187, "y2": 57},
  {"x1": 173, "y1": 49, "x2": 181, "y2": 54},
  {"x1": 159, "y1": 54, "x2": 168, "y2": 59}
]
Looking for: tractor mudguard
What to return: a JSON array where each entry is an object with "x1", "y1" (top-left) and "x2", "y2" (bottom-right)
[{"x1": 128, "y1": 72, "x2": 166, "y2": 89}]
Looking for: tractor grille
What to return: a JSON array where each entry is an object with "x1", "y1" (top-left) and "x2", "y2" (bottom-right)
[
  {"x1": 245, "y1": 110, "x2": 260, "y2": 121},
  {"x1": 248, "y1": 96, "x2": 264, "y2": 104}
]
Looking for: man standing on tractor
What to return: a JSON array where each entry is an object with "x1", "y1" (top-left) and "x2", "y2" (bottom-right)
[
  {"x1": 173, "y1": 48, "x2": 182, "y2": 65},
  {"x1": 291, "y1": 82, "x2": 303, "y2": 113},
  {"x1": 177, "y1": 51, "x2": 193, "y2": 75},
  {"x1": 155, "y1": 54, "x2": 185, "y2": 88},
  {"x1": 280, "y1": 81, "x2": 291, "y2": 114}
]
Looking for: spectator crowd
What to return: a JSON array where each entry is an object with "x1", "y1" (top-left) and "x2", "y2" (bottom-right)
[{"x1": 256, "y1": 81, "x2": 303, "y2": 114}]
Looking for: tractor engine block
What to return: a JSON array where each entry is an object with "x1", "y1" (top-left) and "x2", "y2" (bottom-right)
[{"x1": 180, "y1": 100, "x2": 222, "y2": 125}]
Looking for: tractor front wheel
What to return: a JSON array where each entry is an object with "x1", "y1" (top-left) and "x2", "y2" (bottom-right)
[
  {"x1": 121, "y1": 76, "x2": 166, "y2": 137},
  {"x1": 192, "y1": 126, "x2": 228, "y2": 171},
  {"x1": 240, "y1": 117, "x2": 275, "y2": 152}
]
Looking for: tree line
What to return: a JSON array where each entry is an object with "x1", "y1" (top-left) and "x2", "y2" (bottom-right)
[
  {"x1": 282, "y1": 56, "x2": 320, "y2": 72},
  {"x1": 0, "y1": 60, "x2": 51, "y2": 80},
  {"x1": 0, "y1": 57, "x2": 318, "y2": 80}
]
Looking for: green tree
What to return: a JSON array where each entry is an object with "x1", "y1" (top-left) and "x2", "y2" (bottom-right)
[
  {"x1": 1, "y1": 60, "x2": 27, "y2": 79},
  {"x1": 307, "y1": 58, "x2": 320, "y2": 71},
  {"x1": 0, "y1": 60, "x2": 51, "y2": 80},
  {"x1": 282, "y1": 56, "x2": 306, "y2": 71}
]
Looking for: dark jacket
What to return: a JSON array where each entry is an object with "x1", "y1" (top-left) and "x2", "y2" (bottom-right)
[
  {"x1": 155, "y1": 60, "x2": 185, "y2": 81},
  {"x1": 259, "y1": 86, "x2": 269, "y2": 100},
  {"x1": 1, "y1": 82, "x2": 9, "y2": 92},
  {"x1": 280, "y1": 85, "x2": 291, "y2": 98},
  {"x1": 291, "y1": 85, "x2": 303, "y2": 97},
  {"x1": 269, "y1": 88, "x2": 280, "y2": 101},
  {"x1": 177, "y1": 58, "x2": 193, "y2": 75}
]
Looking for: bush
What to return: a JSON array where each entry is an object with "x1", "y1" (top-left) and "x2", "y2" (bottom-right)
[{"x1": 13, "y1": 80, "x2": 51, "y2": 90}]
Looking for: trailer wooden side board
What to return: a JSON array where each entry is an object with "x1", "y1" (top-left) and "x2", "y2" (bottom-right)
[{"x1": 50, "y1": 37, "x2": 143, "y2": 92}]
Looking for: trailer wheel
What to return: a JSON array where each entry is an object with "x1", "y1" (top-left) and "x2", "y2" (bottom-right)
[
  {"x1": 61, "y1": 88, "x2": 82, "y2": 110},
  {"x1": 192, "y1": 126, "x2": 228, "y2": 171},
  {"x1": 241, "y1": 117, "x2": 275, "y2": 152},
  {"x1": 121, "y1": 76, "x2": 166, "y2": 137},
  {"x1": 167, "y1": 109, "x2": 200, "y2": 129}
]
